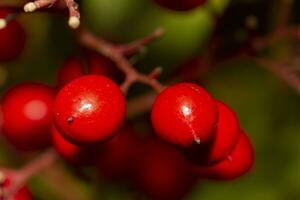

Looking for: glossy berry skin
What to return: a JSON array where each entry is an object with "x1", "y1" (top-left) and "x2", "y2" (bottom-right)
[
  {"x1": 52, "y1": 126, "x2": 100, "y2": 165},
  {"x1": 135, "y1": 138, "x2": 195, "y2": 200},
  {"x1": 57, "y1": 57, "x2": 85, "y2": 87},
  {"x1": 194, "y1": 133, "x2": 255, "y2": 180},
  {"x1": 152, "y1": 0, "x2": 207, "y2": 11},
  {"x1": 205, "y1": 101, "x2": 241, "y2": 163},
  {"x1": 0, "y1": 8, "x2": 26, "y2": 62},
  {"x1": 97, "y1": 125, "x2": 143, "y2": 181},
  {"x1": 151, "y1": 83, "x2": 218, "y2": 148},
  {"x1": 54, "y1": 75, "x2": 126, "y2": 144},
  {"x1": 186, "y1": 100, "x2": 241, "y2": 165},
  {"x1": 1, "y1": 83, "x2": 55, "y2": 151}
]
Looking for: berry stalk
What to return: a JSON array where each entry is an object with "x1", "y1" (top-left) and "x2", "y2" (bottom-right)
[
  {"x1": 24, "y1": 0, "x2": 80, "y2": 29},
  {"x1": 77, "y1": 27, "x2": 166, "y2": 94},
  {"x1": 0, "y1": 149, "x2": 57, "y2": 199}
]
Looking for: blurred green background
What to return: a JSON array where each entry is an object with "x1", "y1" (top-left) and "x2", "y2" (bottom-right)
[{"x1": 1, "y1": 0, "x2": 300, "y2": 199}]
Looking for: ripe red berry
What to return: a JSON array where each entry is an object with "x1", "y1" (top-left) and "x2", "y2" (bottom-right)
[
  {"x1": 0, "y1": 8, "x2": 26, "y2": 62},
  {"x1": 97, "y1": 125, "x2": 143, "y2": 181},
  {"x1": 54, "y1": 75, "x2": 126, "y2": 144},
  {"x1": 194, "y1": 133, "x2": 255, "y2": 180},
  {"x1": 13, "y1": 186, "x2": 33, "y2": 200},
  {"x1": 152, "y1": 0, "x2": 207, "y2": 11},
  {"x1": 1, "y1": 83, "x2": 55, "y2": 151},
  {"x1": 151, "y1": 83, "x2": 218, "y2": 148},
  {"x1": 57, "y1": 57, "x2": 85, "y2": 87},
  {"x1": 1, "y1": 176, "x2": 33, "y2": 200},
  {"x1": 88, "y1": 53, "x2": 123, "y2": 82},
  {"x1": 186, "y1": 100, "x2": 241, "y2": 165},
  {"x1": 52, "y1": 126, "x2": 100, "y2": 165},
  {"x1": 135, "y1": 138, "x2": 195, "y2": 200}
]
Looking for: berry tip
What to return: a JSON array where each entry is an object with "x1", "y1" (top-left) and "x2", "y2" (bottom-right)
[
  {"x1": 194, "y1": 137, "x2": 201, "y2": 145},
  {"x1": 68, "y1": 16, "x2": 80, "y2": 29},
  {"x1": 24, "y1": 2, "x2": 37, "y2": 12},
  {"x1": 67, "y1": 116, "x2": 74, "y2": 124}
]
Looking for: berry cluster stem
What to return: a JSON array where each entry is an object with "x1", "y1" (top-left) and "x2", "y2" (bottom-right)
[
  {"x1": 24, "y1": 0, "x2": 80, "y2": 29},
  {"x1": 252, "y1": 26, "x2": 300, "y2": 51},
  {"x1": 254, "y1": 57, "x2": 300, "y2": 94},
  {"x1": 1, "y1": 149, "x2": 57, "y2": 199},
  {"x1": 77, "y1": 27, "x2": 166, "y2": 94}
]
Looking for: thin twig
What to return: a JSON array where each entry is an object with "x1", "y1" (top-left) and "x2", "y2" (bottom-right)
[
  {"x1": 254, "y1": 57, "x2": 300, "y2": 94},
  {"x1": 24, "y1": 0, "x2": 80, "y2": 29},
  {"x1": 1, "y1": 149, "x2": 58, "y2": 199},
  {"x1": 116, "y1": 27, "x2": 165, "y2": 56},
  {"x1": 77, "y1": 27, "x2": 166, "y2": 94},
  {"x1": 252, "y1": 26, "x2": 300, "y2": 50}
]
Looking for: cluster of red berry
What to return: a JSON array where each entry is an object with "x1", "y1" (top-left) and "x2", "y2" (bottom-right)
[
  {"x1": 0, "y1": 176, "x2": 32, "y2": 200},
  {"x1": 0, "y1": 8, "x2": 26, "y2": 63},
  {"x1": 1, "y1": 57, "x2": 254, "y2": 199},
  {"x1": 152, "y1": 83, "x2": 255, "y2": 179},
  {"x1": 0, "y1": 1, "x2": 255, "y2": 199}
]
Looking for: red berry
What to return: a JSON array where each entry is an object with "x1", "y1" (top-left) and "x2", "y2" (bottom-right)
[
  {"x1": 88, "y1": 53, "x2": 123, "y2": 82},
  {"x1": 152, "y1": 0, "x2": 207, "y2": 11},
  {"x1": 1, "y1": 177, "x2": 32, "y2": 200},
  {"x1": 13, "y1": 186, "x2": 33, "y2": 200},
  {"x1": 57, "y1": 57, "x2": 85, "y2": 87},
  {"x1": 205, "y1": 101, "x2": 241, "y2": 163},
  {"x1": 0, "y1": 8, "x2": 26, "y2": 62},
  {"x1": 52, "y1": 126, "x2": 100, "y2": 165},
  {"x1": 186, "y1": 100, "x2": 241, "y2": 165},
  {"x1": 135, "y1": 138, "x2": 195, "y2": 200},
  {"x1": 97, "y1": 125, "x2": 143, "y2": 181},
  {"x1": 151, "y1": 83, "x2": 218, "y2": 148},
  {"x1": 54, "y1": 75, "x2": 126, "y2": 144},
  {"x1": 1, "y1": 83, "x2": 55, "y2": 151},
  {"x1": 194, "y1": 133, "x2": 255, "y2": 180}
]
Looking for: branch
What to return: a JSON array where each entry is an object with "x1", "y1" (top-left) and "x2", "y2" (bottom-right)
[
  {"x1": 252, "y1": 26, "x2": 300, "y2": 51},
  {"x1": 0, "y1": 149, "x2": 58, "y2": 200},
  {"x1": 24, "y1": 0, "x2": 80, "y2": 29},
  {"x1": 253, "y1": 57, "x2": 300, "y2": 94},
  {"x1": 77, "y1": 27, "x2": 166, "y2": 94},
  {"x1": 125, "y1": 35, "x2": 224, "y2": 118},
  {"x1": 116, "y1": 27, "x2": 165, "y2": 56}
]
